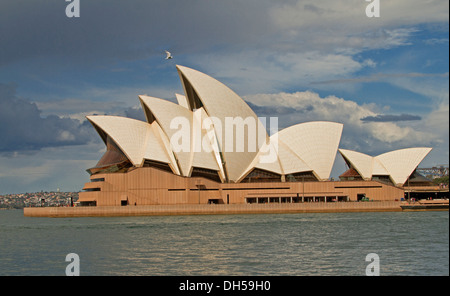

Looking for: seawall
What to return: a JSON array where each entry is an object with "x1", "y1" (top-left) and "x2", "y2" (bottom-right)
[{"x1": 23, "y1": 201, "x2": 404, "y2": 217}]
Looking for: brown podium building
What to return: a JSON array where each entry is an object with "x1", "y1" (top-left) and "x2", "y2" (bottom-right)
[{"x1": 78, "y1": 65, "x2": 436, "y2": 207}]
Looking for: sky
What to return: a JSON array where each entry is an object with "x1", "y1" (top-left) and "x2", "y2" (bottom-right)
[{"x1": 0, "y1": 0, "x2": 448, "y2": 194}]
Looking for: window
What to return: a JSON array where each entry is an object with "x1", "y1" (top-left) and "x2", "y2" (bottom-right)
[
  {"x1": 84, "y1": 188, "x2": 100, "y2": 192},
  {"x1": 143, "y1": 159, "x2": 173, "y2": 173},
  {"x1": 286, "y1": 172, "x2": 319, "y2": 182},
  {"x1": 96, "y1": 136, "x2": 129, "y2": 168},
  {"x1": 91, "y1": 178, "x2": 105, "y2": 182},
  {"x1": 88, "y1": 135, "x2": 132, "y2": 175},
  {"x1": 242, "y1": 169, "x2": 282, "y2": 183},
  {"x1": 79, "y1": 201, "x2": 97, "y2": 207},
  {"x1": 191, "y1": 167, "x2": 222, "y2": 183},
  {"x1": 372, "y1": 175, "x2": 394, "y2": 186}
]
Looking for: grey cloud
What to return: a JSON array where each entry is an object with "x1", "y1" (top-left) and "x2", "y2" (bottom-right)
[
  {"x1": 245, "y1": 91, "x2": 438, "y2": 156},
  {"x1": 245, "y1": 100, "x2": 315, "y2": 130},
  {"x1": 360, "y1": 114, "x2": 422, "y2": 122},
  {"x1": 1, "y1": 0, "x2": 447, "y2": 73},
  {"x1": 246, "y1": 101, "x2": 297, "y2": 116},
  {"x1": 311, "y1": 72, "x2": 449, "y2": 85},
  {"x1": 0, "y1": 83, "x2": 96, "y2": 153},
  {"x1": 303, "y1": 4, "x2": 328, "y2": 15},
  {"x1": 123, "y1": 106, "x2": 146, "y2": 122},
  {"x1": 0, "y1": 0, "x2": 273, "y2": 67}
]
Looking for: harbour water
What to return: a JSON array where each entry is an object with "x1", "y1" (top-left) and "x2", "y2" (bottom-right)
[{"x1": 0, "y1": 209, "x2": 448, "y2": 276}]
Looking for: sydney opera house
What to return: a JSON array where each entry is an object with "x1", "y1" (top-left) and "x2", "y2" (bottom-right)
[{"x1": 78, "y1": 65, "x2": 438, "y2": 207}]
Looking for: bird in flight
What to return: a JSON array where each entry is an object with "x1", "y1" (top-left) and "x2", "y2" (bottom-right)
[{"x1": 165, "y1": 50, "x2": 173, "y2": 60}]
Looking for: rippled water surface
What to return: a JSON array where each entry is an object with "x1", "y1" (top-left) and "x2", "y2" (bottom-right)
[{"x1": 0, "y1": 210, "x2": 448, "y2": 275}]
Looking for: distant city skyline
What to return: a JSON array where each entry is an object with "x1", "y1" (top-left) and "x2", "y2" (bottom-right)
[{"x1": 0, "y1": 0, "x2": 448, "y2": 194}]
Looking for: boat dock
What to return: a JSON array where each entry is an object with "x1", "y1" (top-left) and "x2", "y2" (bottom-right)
[{"x1": 400, "y1": 199, "x2": 449, "y2": 211}]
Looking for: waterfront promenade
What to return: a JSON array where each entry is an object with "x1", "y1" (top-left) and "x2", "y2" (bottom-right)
[{"x1": 24, "y1": 201, "x2": 404, "y2": 217}]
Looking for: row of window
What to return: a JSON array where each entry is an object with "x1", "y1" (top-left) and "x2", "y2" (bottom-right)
[{"x1": 246, "y1": 196, "x2": 349, "y2": 204}]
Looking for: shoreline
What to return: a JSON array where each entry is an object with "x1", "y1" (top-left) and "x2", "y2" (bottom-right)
[
  {"x1": 400, "y1": 199, "x2": 449, "y2": 211},
  {"x1": 23, "y1": 201, "x2": 409, "y2": 217}
]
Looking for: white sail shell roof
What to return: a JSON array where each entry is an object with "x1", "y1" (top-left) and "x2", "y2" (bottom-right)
[
  {"x1": 376, "y1": 147, "x2": 432, "y2": 185},
  {"x1": 87, "y1": 70, "x2": 344, "y2": 183},
  {"x1": 86, "y1": 65, "x2": 433, "y2": 187},
  {"x1": 86, "y1": 115, "x2": 173, "y2": 168},
  {"x1": 245, "y1": 136, "x2": 313, "y2": 179},
  {"x1": 237, "y1": 139, "x2": 284, "y2": 181},
  {"x1": 191, "y1": 108, "x2": 225, "y2": 177},
  {"x1": 147, "y1": 121, "x2": 181, "y2": 175},
  {"x1": 176, "y1": 65, "x2": 268, "y2": 182},
  {"x1": 371, "y1": 158, "x2": 389, "y2": 176},
  {"x1": 175, "y1": 93, "x2": 189, "y2": 109},
  {"x1": 139, "y1": 95, "x2": 221, "y2": 177},
  {"x1": 339, "y1": 147, "x2": 432, "y2": 185},
  {"x1": 139, "y1": 95, "x2": 194, "y2": 176},
  {"x1": 339, "y1": 149, "x2": 375, "y2": 180},
  {"x1": 277, "y1": 121, "x2": 343, "y2": 180},
  {"x1": 276, "y1": 141, "x2": 312, "y2": 175},
  {"x1": 238, "y1": 121, "x2": 339, "y2": 180}
]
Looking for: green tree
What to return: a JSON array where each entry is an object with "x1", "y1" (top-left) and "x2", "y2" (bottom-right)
[{"x1": 432, "y1": 176, "x2": 449, "y2": 185}]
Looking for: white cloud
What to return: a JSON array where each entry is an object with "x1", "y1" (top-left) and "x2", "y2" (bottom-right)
[
  {"x1": 182, "y1": 0, "x2": 447, "y2": 95},
  {"x1": 0, "y1": 143, "x2": 103, "y2": 194},
  {"x1": 413, "y1": 99, "x2": 449, "y2": 167},
  {"x1": 269, "y1": 0, "x2": 448, "y2": 51},
  {"x1": 34, "y1": 84, "x2": 180, "y2": 121},
  {"x1": 245, "y1": 91, "x2": 438, "y2": 154},
  {"x1": 380, "y1": 71, "x2": 449, "y2": 167},
  {"x1": 189, "y1": 50, "x2": 364, "y2": 94}
]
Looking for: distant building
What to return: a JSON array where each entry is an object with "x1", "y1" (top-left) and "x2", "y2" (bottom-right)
[
  {"x1": 416, "y1": 166, "x2": 449, "y2": 179},
  {"x1": 78, "y1": 66, "x2": 445, "y2": 207}
]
